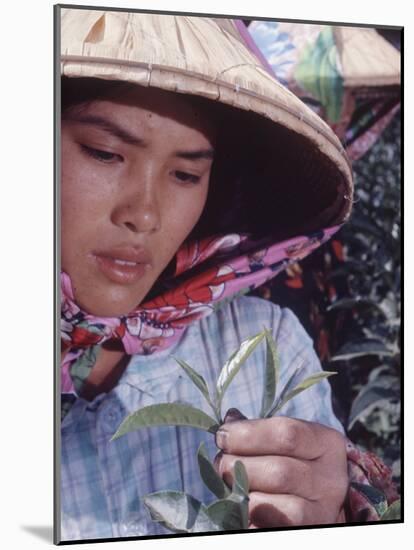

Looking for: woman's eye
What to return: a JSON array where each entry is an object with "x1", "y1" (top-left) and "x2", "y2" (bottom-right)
[
  {"x1": 174, "y1": 171, "x2": 201, "y2": 184},
  {"x1": 80, "y1": 145, "x2": 123, "y2": 164}
]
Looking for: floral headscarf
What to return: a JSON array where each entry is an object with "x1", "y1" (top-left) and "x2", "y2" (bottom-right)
[{"x1": 61, "y1": 226, "x2": 340, "y2": 415}]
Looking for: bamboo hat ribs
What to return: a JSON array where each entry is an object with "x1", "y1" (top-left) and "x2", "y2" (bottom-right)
[{"x1": 60, "y1": 7, "x2": 354, "y2": 241}]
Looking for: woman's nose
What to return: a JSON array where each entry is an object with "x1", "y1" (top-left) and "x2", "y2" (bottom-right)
[{"x1": 110, "y1": 172, "x2": 161, "y2": 234}]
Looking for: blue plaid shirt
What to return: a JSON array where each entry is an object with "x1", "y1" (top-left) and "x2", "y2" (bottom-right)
[{"x1": 59, "y1": 296, "x2": 344, "y2": 542}]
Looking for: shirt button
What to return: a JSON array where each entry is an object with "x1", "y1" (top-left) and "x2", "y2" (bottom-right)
[{"x1": 98, "y1": 400, "x2": 125, "y2": 435}]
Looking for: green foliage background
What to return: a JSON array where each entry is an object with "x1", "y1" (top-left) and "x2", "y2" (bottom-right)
[
  {"x1": 330, "y1": 115, "x2": 401, "y2": 492},
  {"x1": 251, "y1": 113, "x2": 401, "y2": 495}
]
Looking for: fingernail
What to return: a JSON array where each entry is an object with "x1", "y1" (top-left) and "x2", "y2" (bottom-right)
[
  {"x1": 215, "y1": 428, "x2": 228, "y2": 450},
  {"x1": 224, "y1": 407, "x2": 247, "y2": 423},
  {"x1": 213, "y1": 450, "x2": 223, "y2": 470}
]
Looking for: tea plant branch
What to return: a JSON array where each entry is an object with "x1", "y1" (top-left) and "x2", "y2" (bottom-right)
[
  {"x1": 109, "y1": 328, "x2": 337, "y2": 533},
  {"x1": 111, "y1": 329, "x2": 337, "y2": 440},
  {"x1": 143, "y1": 443, "x2": 250, "y2": 532},
  {"x1": 111, "y1": 330, "x2": 268, "y2": 442}
]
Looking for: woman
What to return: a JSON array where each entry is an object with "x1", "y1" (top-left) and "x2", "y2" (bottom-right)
[{"x1": 58, "y1": 7, "x2": 398, "y2": 542}]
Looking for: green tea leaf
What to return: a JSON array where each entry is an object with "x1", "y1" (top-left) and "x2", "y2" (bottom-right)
[
  {"x1": 380, "y1": 499, "x2": 401, "y2": 521},
  {"x1": 110, "y1": 403, "x2": 220, "y2": 441},
  {"x1": 197, "y1": 442, "x2": 231, "y2": 499},
  {"x1": 259, "y1": 329, "x2": 280, "y2": 418},
  {"x1": 226, "y1": 460, "x2": 250, "y2": 529},
  {"x1": 174, "y1": 357, "x2": 220, "y2": 421},
  {"x1": 272, "y1": 371, "x2": 336, "y2": 414},
  {"x1": 232, "y1": 460, "x2": 249, "y2": 498},
  {"x1": 204, "y1": 460, "x2": 250, "y2": 530},
  {"x1": 143, "y1": 491, "x2": 220, "y2": 533},
  {"x1": 172, "y1": 357, "x2": 217, "y2": 416},
  {"x1": 216, "y1": 331, "x2": 266, "y2": 411},
  {"x1": 206, "y1": 499, "x2": 245, "y2": 530},
  {"x1": 265, "y1": 362, "x2": 304, "y2": 417}
]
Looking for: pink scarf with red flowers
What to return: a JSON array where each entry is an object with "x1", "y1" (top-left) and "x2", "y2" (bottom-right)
[{"x1": 61, "y1": 226, "x2": 340, "y2": 402}]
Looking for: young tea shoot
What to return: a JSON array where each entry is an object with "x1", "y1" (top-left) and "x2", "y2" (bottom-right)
[{"x1": 110, "y1": 327, "x2": 336, "y2": 533}]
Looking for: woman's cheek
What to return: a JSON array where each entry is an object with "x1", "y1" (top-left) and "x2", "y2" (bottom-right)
[
  {"x1": 62, "y1": 168, "x2": 113, "y2": 233},
  {"x1": 177, "y1": 183, "x2": 209, "y2": 234}
]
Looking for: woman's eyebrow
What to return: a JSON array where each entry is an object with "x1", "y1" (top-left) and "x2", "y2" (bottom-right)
[
  {"x1": 177, "y1": 149, "x2": 215, "y2": 161},
  {"x1": 64, "y1": 113, "x2": 215, "y2": 161},
  {"x1": 65, "y1": 113, "x2": 146, "y2": 146}
]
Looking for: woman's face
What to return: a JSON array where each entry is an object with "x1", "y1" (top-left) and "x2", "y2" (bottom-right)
[{"x1": 61, "y1": 85, "x2": 217, "y2": 316}]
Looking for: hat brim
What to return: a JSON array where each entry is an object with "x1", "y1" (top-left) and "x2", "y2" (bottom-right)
[{"x1": 60, "y1": 8, "x2": 354, "y2": 236}]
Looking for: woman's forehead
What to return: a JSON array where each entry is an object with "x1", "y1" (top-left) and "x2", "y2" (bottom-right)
[
  {"x1": 69, "y1": 85, "x2": 218, "y2": 146},
  {"x1": 63, "y1": 103, "x2": 217, "y2": 160}
]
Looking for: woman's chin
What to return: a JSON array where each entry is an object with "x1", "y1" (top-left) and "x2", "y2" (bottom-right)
[
  {"x1": 74, "y1": 292, "x2": 144, "y2": 318},
  {"x1": 89, "y1": 304, "x2": 138, "y2": 317}
]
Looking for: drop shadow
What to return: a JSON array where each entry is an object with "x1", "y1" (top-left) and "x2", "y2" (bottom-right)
[{"x1": 20, "y1": 525, "x2": 54, "y2": 543}]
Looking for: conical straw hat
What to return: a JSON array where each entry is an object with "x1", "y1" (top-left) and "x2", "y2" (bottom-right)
[
  {"x1": 334, "y1": 26, "x2": 401, "y2": 88},
  {"x1": 60, "y1": 7, "x2": 354, "y2": 238}
]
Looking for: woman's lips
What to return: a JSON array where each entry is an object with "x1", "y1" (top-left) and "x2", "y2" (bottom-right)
[{"x1": 91, "y1": 246, "x2": 152, "y2": 285}]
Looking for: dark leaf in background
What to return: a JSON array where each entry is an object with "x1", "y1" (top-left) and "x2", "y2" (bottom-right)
[
  {"x1": 348, "y1": 382, "x2": 399, "y2": 430},
  {"x1": 348, "y1": 218, "x2": 383, "y2": 238},
  {"x1": 331, "y1": 339, "x2": 395, "y2": 361},
  {"x1": 327, "y1": 297, "x2": 387, "y2": 316}
]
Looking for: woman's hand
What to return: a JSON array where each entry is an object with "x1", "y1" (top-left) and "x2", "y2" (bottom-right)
[{"x1": 214, "y1": 415, "x2": 349, "y2": 528}]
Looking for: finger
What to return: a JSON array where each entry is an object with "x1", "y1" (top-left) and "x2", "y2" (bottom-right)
[
  {"x1": 215, "y1": 416, "x2": 334, "y2": 459},
  {"x1": 248, "y1": 491, "x2": 333, "y2": 528},
  {"x1": 215, "y1": 453, "x2": 315, "y2": 500}
]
